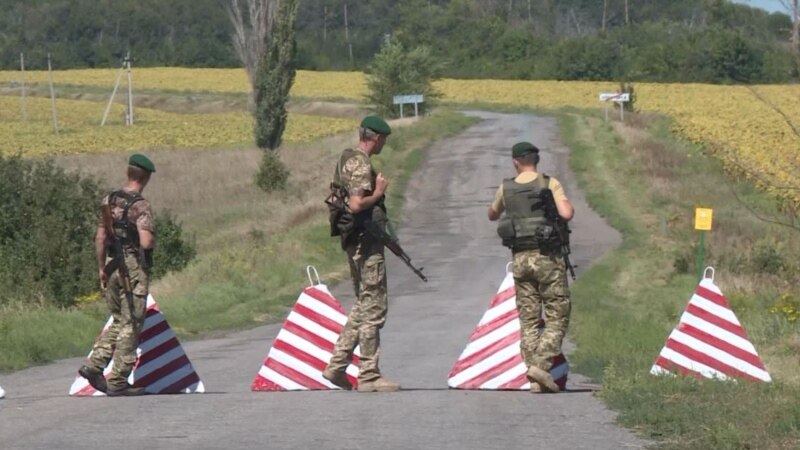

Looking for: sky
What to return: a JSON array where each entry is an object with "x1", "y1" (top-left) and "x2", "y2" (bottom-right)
[{"x1": 733, "y1": 0, "x2": 791, "y2": 14}]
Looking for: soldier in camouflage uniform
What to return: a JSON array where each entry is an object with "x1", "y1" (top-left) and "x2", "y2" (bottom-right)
[
  {"x1": 322, "y1": 116, "x2": 401, "y2": 393},
  {"x1": 78, "y1": 154, "x2": 156, "y2": 397},
  {"x1": 488, "y1": 142, "x2": 574, "y2": 393}
]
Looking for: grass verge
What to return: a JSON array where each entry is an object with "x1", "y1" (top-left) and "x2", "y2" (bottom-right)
[
  {"x1": 561, "y1": 111, "x2": 800, "y2": 449},
  {"x1": 0, "y1": 109, "x2": 478, "y2": 371}
]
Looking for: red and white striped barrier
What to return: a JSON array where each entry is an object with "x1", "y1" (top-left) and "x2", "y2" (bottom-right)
[
  {"x1": 448, "y1": 264, "x2": 569, "y2": 390},
  {"x1": 651, "y1": 269, "x2": 771, "y2": 382},
  {"x1": 252, "y1": 267, "x2": 360, "y2": 391},
  {"x1": 70, "y1": 295, "x2": 205, "y2": 396}
]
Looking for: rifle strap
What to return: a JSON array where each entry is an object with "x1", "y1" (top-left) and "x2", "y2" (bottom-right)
[
  {"x1": 538, "y1": 173, "x2": 550, "y2": 190},
  {"x1": 110, "y1": 190, "x2": 144, "y2": 227}
]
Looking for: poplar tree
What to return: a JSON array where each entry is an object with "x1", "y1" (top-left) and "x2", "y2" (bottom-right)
[{"x1": 253, "y1": 0, "x2": 298, "y2": 192}]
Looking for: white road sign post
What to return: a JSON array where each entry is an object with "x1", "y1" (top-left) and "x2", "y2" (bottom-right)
[
  {"x1": 599, "y1": 92, "x2": 630, "y2": 122},
  {"x1": 393, "y1": 94, "x2": 424, "y2": 118}
]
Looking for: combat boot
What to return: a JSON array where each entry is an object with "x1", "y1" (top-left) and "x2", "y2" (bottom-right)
[
  {"x1": 106, "y1": 383, "x2": 147, "y2": 397},
  {"x1": 322, "y1": 368, "x2": 353, "y2": 390},
  {"x1": 527, "y1": 366, "x2": 560, "y2": 393},
  {"x1": 357, "y1": 377, "x2": 401, "y2": 393},
  {"x1": 78, "y1": 365, "x2": 107, "y2": 393},
  {"x1": 530, "y1": 382, "x2": 542, "y2": 394}
]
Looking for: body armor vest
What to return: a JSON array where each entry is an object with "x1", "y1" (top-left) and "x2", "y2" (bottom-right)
[
  {"x1": 329, "y1": 149, "x2": 387, "y2": 241},
  {"x1": 109, "y1": 190, "x2": 144, "y2": 251},
  {"x1": 497, "y1": 175, "x2": 550, "y2": 251}
]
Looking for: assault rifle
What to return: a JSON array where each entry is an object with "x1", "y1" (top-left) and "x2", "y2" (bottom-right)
[
  {"x1": 101, "y1": 204, "x2": 134, "y2": 300},
  {"x1": 539, "y1": 188, "x2": 577, "y2": 281},
  {"x1": 362, "y1": 220, "x2": 428, "y2": 283}
]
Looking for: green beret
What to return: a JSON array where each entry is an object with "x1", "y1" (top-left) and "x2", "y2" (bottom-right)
[
  {"x1": 360, "y1": 115, "x2": 392, "y2": 135},
  {"x1": 511, "y1": 142, "x2": 539, "y2": 158},
  {"x1": 129, "y1": 153, "x2": 156, "y2": 173}
]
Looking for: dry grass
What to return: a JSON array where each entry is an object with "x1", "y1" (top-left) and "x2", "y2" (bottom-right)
[
  {"x1": 56, "y1": 132, "x2": 353, "y2": 251},
  {"x1": 608, "y1": 116, "x2": 800, "y2": 386},
  {"x1": 563, "y1": 111, "x2": 800, "y2": 449},
  {"x1": 54, "y1": 114, "x2": 420, "y2": 254}
]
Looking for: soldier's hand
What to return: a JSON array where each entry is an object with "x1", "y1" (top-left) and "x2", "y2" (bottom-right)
[
  {"x1": 99, "y1": 269, "x2": 108, "y2": 290},
  {"x1": 375, "y1": 172, "x2": 388, "y2": 195}
]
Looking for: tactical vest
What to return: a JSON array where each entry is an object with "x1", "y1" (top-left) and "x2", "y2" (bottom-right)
[
  {"x1": 497, "y1": 174, "x2": 550, "y2": 251},
  {"x1": 108, "y1": 190, "x2": 144, "y2": 251},
  {"x1": 329, "y1": 149, "x2": 387, "y2": 243}
]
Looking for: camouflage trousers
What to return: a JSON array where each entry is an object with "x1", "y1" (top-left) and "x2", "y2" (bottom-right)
[
  {"x1": 328, "y1": 233, "x2": 388, "y2": 383},
  {"x1": 87, "y1": 253, "x2": 149, "y2": 389},
  {"x1": 513, "y1": 249, "x2": 571, "y2": 372}
]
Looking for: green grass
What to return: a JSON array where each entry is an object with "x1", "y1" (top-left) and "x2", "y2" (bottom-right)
[
  {"x1": 560, "y1": 112, "x2": 800, "y2": 449},
  {"x1": 0, "y1": 109, "x2": 478, "y2": 371}
]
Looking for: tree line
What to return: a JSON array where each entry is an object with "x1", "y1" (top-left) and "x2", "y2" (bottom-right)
[{"x1": 0, "y1": 0, "x2": 797, "y2": 83}]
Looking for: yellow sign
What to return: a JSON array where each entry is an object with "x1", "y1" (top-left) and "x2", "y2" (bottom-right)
[{"x1": 694, "y1": 208, "x2": 713, "y2": 231}]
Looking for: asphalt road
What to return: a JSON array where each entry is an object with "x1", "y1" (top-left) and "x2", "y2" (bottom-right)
[{"x1": 0, "y1": 112, "x2": 644, "y2": 450}]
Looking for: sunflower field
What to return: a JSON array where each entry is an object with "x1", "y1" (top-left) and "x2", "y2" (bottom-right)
[
  {"x1": 1, "y1": 68, "x2": 797, "y2": 207},
  {"x1": 0, "y1": 96, "x2": 356, "y2": 156}
]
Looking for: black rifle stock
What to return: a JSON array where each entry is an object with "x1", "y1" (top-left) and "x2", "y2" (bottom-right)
[
  {"x1": 101, "y1": 204, "x2": 135, "y2": 299},
  {"x1": 539, "y1": 189, "x2": 577, "y2": 281}
]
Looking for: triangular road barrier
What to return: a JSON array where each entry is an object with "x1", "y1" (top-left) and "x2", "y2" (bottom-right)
[
  {"x1": 252, "y1": 266, "x2": 360, "y2": 391},
  {"x1": 651, "y1": 267, "x2": 771, "y2": 382},
  {"x1": 69, "y1": 294, "x2": 205, "y2": 396},
  {"x1": 448, "y1": 263, "x2": 569, "y2": 390}
]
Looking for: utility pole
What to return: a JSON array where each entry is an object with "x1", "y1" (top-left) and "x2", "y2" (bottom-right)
[
  {"x1": 20, "y1": 53, "x2": 27, "y2": 121},
  {"x1": 126, "y1": 52, "x2": 134, "y2": 126},
  {"x1": 101, "y1": 56, "x2": 126, "y2": 127},
  {"x1": 793, "y1": 0, "x2": 799, "y2": 54},
  {"x1": 527, "y1": 0, "x2": 533, "y2": 24},
  {"x1": 602, "y1": 0, "x2": 609, "y2": 32},
  {"x1": 625, "y1": 0, "x2": 630, "y2": 25},
  {"x1": 344, "y1": 2, "x2": 354, "y2": 66},
  {"x1": 47, "y1": 53, "x2": 58, "y2": 134}
]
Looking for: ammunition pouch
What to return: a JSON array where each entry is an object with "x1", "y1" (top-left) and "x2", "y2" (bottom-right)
[
  {"x1": 498, "y1": 216, "x2": 547, "y2": 251},
  {"x1": 141, "y1": 248, "x2": 154, "y2": 272},
  {"x1": 534, "y1": 223, "x2": 562, "y2": 250}
]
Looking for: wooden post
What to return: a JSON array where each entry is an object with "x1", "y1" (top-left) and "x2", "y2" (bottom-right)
[
  {"x1": 20, "y1": 53, "x2": 27, "y2": 121},
  {"x1": 126, "y1": 52, "x2": 134, "y2": 126},
  {"x1": 47, "y1": 53, "x2": 58, "y2": 134}
]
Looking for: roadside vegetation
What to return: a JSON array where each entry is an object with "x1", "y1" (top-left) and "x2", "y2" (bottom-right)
[
  {"x1": 0, "y1": 109, "x2": 477, "y2": 371},
  {"x1": 561, "y1": 111, "x2": 800, "y2": 449},
  {"x1": 1, "y1": 1, "x2": 796, "y2": 84}
]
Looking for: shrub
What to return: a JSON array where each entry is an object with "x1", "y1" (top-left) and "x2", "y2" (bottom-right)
[
  {"x1": 151, "y1": 212, "x2": 197, "y2": 279},
  {"x1": 751, "y1": 238, "x2": 785, "y2": 275},
  {"x1": 0, "y1": 154, "x2": 102, "y2": 307},
  {"x1": 254, "y1": 151, "x2": 289, "y2": 192},
  {"x1": 0, "y1": 154, "x2": 197, "y2": 307}
]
